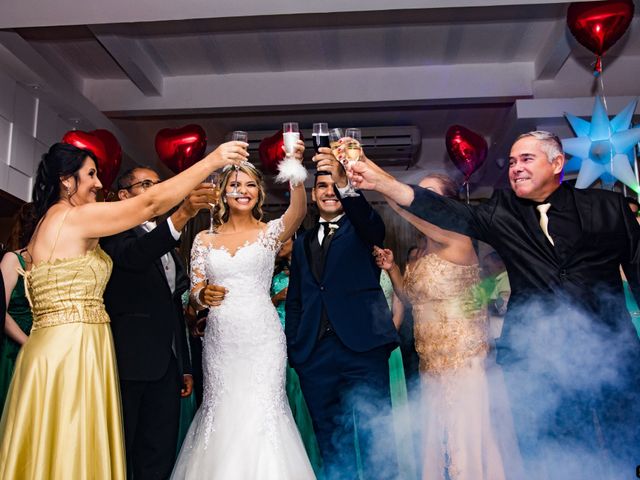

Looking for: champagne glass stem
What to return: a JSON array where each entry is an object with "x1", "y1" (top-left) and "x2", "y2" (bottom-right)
[
  {"x1": 227, "y1": 165, "x2": 242, "y2": 198},
  {"x1": 208, "y1": 206, "x2": 215, "y2": 234},
  {"x1": 341, "y1": 161, "x2": 361, "y2": 197},
  {"x1": 206, "y1": 172, "x2": 221, "y2": 234}
]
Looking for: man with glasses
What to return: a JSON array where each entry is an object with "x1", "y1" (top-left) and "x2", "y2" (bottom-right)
[{"x1": 101, "y1": 166, "x2": 222, "y2": 479}]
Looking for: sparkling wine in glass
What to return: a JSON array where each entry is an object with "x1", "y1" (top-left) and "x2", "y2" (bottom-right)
[
  {"x1": 206, "y1": 172, "x2": 221, "y2": 234},
  {"x1": 344, "y1": 128, "x2": 363, "y2": 163},
  {"x1": 339, "y1": 128, "x2": 362, "y2": 197},
  {"x1": 227, "y1": 130, "x2": 248, "y2": 198},
  {"x1": 345, "y1": 144, "x2": 361, "y2": 162},
  {"x1": 312, "y1": 123, "x2": 330, "y2": 153},
  {"x1": 283, "y1": 122, "x2": 300, "y2": 159}
]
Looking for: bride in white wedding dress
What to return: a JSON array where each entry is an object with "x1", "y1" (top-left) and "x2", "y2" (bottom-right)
[{"x1": 172, "y1": 143, "x2": 315, "y2": 479}]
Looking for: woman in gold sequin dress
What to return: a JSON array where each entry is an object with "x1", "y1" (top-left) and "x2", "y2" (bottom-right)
[
  {"x1": 374, "y1": 174, "x2": 523, "y2": 480},
  {"x1": 0, "y1": 141, "x2": 247, "y2": 479}
]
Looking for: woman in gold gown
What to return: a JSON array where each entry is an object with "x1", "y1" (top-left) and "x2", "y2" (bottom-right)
[
  {"x1": 373, "y1": 174, "x2": 524, "y2": 480},
  {"x1": 0, "y1": 140, "x2": 248, "y2": 479}
]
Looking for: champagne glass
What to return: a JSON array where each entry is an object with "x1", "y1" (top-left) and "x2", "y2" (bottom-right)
[
  {"x1": 227, "y1": 130, "x2": 249, "y2": 199},
  {"x1": 339, "y1": 128, "x2": 362, "y2": 197},
  {"x1": 344, "y1": 128, "x2": 362, "y2": 163},
  {"x1": 206, "y1": 172, "x2": 221, "y2": 235},
  {"x1": 312, "y1": 123, "x2": 330, "y2": 153},
  {"x1": 283, "y1": 122, "x2": 300, "y2": 160},
  {"x1": 329, "y1": 128, "x2": 344, "y2": 162}
]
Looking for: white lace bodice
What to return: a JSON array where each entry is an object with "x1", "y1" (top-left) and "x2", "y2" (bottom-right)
[
  {"x1": 189, "y1": 217, "x2": 289, "y2": 449},
  {"x1": 190, "y1": 218, "x2": 285, "y2": 300}
]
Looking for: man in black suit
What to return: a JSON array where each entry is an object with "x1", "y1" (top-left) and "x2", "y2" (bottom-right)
[
  {"x1": 102, "y1": 167, "x2": 211, "y2": 479},
  {"x1": 351, "y1": 131, "x2": 640, "y2": 477},
  {"x1": 285, "y1": 152, "x2": 399, "y2": 480}
]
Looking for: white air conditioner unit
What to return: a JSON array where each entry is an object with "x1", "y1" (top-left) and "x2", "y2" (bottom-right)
[
  {"x1": 240, "y1": 126, "x2": 421, "y2": 169},
  {"x1": 357, "y1": 126, "x2": 422, "y2": 167}
]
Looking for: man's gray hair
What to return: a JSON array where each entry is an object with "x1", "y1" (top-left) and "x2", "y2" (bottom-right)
[{"x1": 516, "y1": 131, "x2": 564, "y2": 163}]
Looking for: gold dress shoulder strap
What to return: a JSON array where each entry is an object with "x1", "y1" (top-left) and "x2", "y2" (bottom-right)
[
  {"x1": 47, "y1": 208, "x2": 73, "y2": 263},
  {"x1": 14, "y1": 262, "x2": 32, "y2": 308}
]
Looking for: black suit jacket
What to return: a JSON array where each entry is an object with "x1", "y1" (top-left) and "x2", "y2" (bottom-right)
[
  {"x1": 101, "y1": 220, "x2": 191, "y2": 382},
  {"x1": 285, "y1": 190, "x2": 399, "y2": 365},
  {"x1": 404, "y1": 183, "x2": 640, "y2": 364}
]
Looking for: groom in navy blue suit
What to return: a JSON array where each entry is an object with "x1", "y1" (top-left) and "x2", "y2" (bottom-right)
[{"x1": 285, "y1": 152, "x2": 399, "y2": 480}]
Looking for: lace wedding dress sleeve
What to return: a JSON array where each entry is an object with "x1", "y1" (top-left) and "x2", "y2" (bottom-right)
[
  {"x1": 259, "y1": 217, "x2": 285, "y2": 253},
  {"x1": 189, "y1": 233, "x2": 209, "y2": 308}
]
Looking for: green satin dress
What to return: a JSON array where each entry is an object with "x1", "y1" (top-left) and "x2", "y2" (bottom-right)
[
  {"x1": 271, "y1": 270, "x2": 324, "y2": 478},
  {"x1": 380, "y1": 270, "x2": 419, "y2": 480},
  {"x1": 0, "y1": 253, "x2": 33, "y2": 414},
  {"x1": 177, "y1": 289, "x2": 197, "y2": 453},
  {"x1": 622, "y1": 280, "x2": 640, "y2": 337}
]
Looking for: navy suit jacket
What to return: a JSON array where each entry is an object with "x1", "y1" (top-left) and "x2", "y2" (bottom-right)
[
  {"x1": 101, "y1": 220, "x2": 191, "y2": 382},
  {"x1": 285, "y1": 190, "x2": 399, "y2": 365}
]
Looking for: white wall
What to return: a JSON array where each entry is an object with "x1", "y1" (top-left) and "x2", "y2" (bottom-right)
[{"x1": 0, "y1": 69, "x2": 76, "y2": 202}]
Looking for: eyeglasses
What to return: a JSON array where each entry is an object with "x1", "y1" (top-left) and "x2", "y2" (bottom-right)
[{"x1": 122, "y1": 179, "x2": 161, "y2": 191}]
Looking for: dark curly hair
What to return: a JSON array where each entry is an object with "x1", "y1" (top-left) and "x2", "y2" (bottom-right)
[{"x1": 32, "y1": 143, "x2": 97, "y2": 220}]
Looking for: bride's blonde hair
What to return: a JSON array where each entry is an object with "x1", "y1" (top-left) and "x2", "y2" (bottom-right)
[{"x1": 214, "y1": 163, "x2": 266, "y2": 227}]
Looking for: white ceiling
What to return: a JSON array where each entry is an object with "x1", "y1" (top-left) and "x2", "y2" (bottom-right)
[{"x1": 0, "y1": 0, "x2": 638, "y2": 195}]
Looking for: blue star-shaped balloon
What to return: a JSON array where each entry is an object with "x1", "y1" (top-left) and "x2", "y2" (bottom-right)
[{"x1": 561, "y1": 96, "x2": 640, "y2": 191}]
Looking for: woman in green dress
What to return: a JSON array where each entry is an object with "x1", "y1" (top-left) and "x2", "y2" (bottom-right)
[
  {"x1": 623, "y1": 198, "x2": 640, "y2": 337},
  {"x1": 176, "y1": 290, "x2": 198, "y2": 453},
  {"x1": 380, "y1": 269, "x2": 419, "y2": 480},
  {"x1": 271, "y1": 238, "x2": 324, "y2": 478},
  {"x1": 0, "y1": 250, "x2": 33, "y2": 413},
  {"x1": 0, "y1": 204, "x2": 37, "y2": 413},
  {"x1": 623, "y1": 281, "x2": 640, "y2": 336}
]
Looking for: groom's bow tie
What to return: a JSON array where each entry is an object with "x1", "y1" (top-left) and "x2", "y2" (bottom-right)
[
  {"x1": 320, "y1": 221, "x2": 339, "y2": 234},
  {"x1": 319, "y1": 221, "x2": 339, "y2": 247}
]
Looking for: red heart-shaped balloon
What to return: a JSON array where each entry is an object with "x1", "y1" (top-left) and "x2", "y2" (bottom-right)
[
  {"x1": 155, "y1": 124, "x2": 207, "y2": 174},
  {"x1": 62, "y1": 130, "x2": 122, "y2": 192},
  {"x1": 445, "y1": 125, "x2": 488, "y2": 182},
  {"x1": 90, "y1": 129, "x2": 122, "y2": 191},
  {"x1": 258, "y1": 130, "x2": 285, "y2": 174},
  {"x1": 62, "y1": 130, "x2": 107, "y2": 164},
  {"x1": 567, "y1": 0, "x2": 634, "y2": 57}
]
